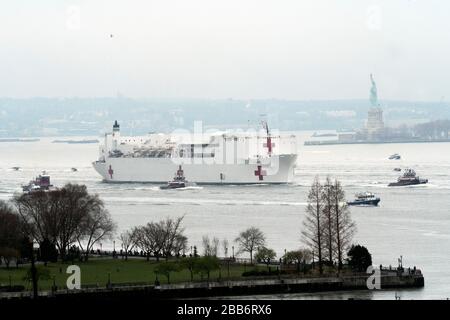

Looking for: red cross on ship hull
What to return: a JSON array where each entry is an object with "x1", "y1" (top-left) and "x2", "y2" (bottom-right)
[
  {"x1": 263, "y1": 137, "x2": 275, "y2": 155},
  {"x1": 254, "y1": 165, "x2": 267, "y2": 181},
  {"x1": 108, "y1": 165, "x2": 114, "y2": 179}
]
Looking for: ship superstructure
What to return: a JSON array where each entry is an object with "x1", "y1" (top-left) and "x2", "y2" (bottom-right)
[{"x1": 93, "y1": 121, "x2": 298, "y2": 184}]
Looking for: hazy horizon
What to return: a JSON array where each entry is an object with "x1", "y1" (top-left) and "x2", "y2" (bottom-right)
[
  {"x1": 0, "y1": 96, "x2": 449, "y2": 104},
  {"x1": 1, "y1": 1, "x2": 450, "y2": 101}
]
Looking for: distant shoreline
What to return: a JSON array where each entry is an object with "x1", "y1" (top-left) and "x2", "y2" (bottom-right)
[
  {"x1": 304, "y1": 139, "x2": 450, "y2": 146},
  {"x1": 0, "y1": 138, "x2": 40, "y2": 143},
  {"x1": 52, "y1": 139, "x2": 99, "y2": 144}
]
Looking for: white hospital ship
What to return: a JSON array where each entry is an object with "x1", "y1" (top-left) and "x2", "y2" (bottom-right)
[{"x1": 93, "y1": 121, "x2": 298, "y2": 184}]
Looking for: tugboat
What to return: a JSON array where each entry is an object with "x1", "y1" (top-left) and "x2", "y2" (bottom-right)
[
  {"x1": 347, "y1": 192, "x2": 381, "y2": 206},
  {"x1": 389, "y1": 153, "x2": 401, "y2": 160},
  {"x1": 22, "y1": 172, "x2": 57, "y2": 194},
  {"x1": 388, "y1": 168, "x2": 428, "y2": 187},
  {"x1": 160, "y1": 165, "x2": 191, "y2": 189}
]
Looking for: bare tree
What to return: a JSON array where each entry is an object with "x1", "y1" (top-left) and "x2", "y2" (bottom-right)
[
  {"x1": 13, "y1": 191, "x2": 56, "y2": 246},
  {"x1": 202, "y1": 235, "x2": 219, "y2": 256},
  {"x1": 222, "y1": 239, "x2": 229, "y2": 258},
  {"x1": 119, "y1": 229, "x2": 137, "y2": 260},
  {"x1": 53, "y1": 185, "x2": 92, "y2": 259},
  {"x1": 302, "y1": 176, "x2": 325, "y2": 274},
  {"x1": 133, "y1": 216, "x2": 186, "y2": 261},
  {"x1": 235, "y1": 227, "x2": 266, "y2": 264},
  {"x1": 322, "y1": 176, "x2": 335, "y2": 265},
  {"x1": 13, "y1": 184, "x2": 106, "y2": 261},
  {"x1": 160, "y1": 216, "x2": 186, "y2": 259},
  {"x1": 0, "y1": 201, "x2": 22, "y2": 245},
  {"x1": 133, "y1": 224, "x2": 159, "y2": 261},
  {"x1": 0, "y1": 201, "x2": 23, "y2": 268},
  {"x1": 76, "y1": 204, "x2": 116, "y2": 261},
  {"x1": 172, "y1": 233, "x2": 188, "y2": 257},
  {"x1": 332, "y1": 179, "x2": 356, "y2": 269}
]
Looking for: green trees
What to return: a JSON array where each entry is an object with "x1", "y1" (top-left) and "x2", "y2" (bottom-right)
[
  {"x1": 155, "y1": 256, "x2": 221, "y2": 284},
  {"x1": 193, "y1": 256, "x2": 220, "y2": 282},
  {"x1": 254, "y1": 247, "x2": 276, "y2": 270},
  {"x1": 155, "y1": 261, "x2": 180, "y2": 284},
  {"x1": 23, "y1": 266, "x2": 51, "y2": 283},
  {"x1": 347, "y1": 245, "x2": 372, "y2": 272},
  {"x1": 284, "y1": 249, "x2": 312, "y2": 273},
  {"x1": 179, "y1": 257, "x2": 196, "y2": 281}
]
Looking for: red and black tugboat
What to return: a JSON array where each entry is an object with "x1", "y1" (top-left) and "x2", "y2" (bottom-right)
[
  {"x1": 388, "y1": 168, "x2": 428, "y2": 187},
  {"x1": 22, "y1": 172, "x2": 57, "y2": 194},
  {"x1": 160, "y1": 165, "x2": 191, "y2": 189}
]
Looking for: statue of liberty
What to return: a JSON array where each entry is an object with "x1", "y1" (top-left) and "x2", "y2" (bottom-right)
[
  {"x1": 370, "y1": 74, "x2": 378, "y2": 107},
  {"x1": 366, "y1": 74, "x2": 384, "y2": 139}
]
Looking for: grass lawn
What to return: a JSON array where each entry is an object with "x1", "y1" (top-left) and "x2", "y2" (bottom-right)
[{"x1": 0, "y1": 258, "x2": 249, "y2": 291}]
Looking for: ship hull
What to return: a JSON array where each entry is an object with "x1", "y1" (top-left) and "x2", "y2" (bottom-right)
[
  {"x1": 347, "y1": 198, "x2": 380, "y2": 206},
  {"x1": 93, "y1": 154, "x2": 297, "y2": 184},
  {"x1": 388, "y1": 179, "x2": 428, "y2": 187}
]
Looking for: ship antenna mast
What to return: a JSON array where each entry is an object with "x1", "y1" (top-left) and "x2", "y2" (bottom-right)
[{"x1": 260, "y1": 118, "x2": 273, "y2": 156}]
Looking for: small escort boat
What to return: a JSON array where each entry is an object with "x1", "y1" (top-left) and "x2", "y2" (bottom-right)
[
  {"x1": 347, "y1": 192, "x2": 380, "y2": 206},
  {"x1": 388, "y1": 168, "x2": 428, "y2": 187},
  {"x1": 389, "y1": 153, "x2": 401, "y2": 160},
  {"x1": 160, "y1": 165, "x2": 194, "y2": 189}
]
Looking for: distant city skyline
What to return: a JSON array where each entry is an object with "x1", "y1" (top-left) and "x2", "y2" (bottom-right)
[{"x1": 1, "y1": 1, "x2": 450, "y2": 101}]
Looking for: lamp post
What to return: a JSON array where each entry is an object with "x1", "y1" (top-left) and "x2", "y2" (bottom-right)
[
  {"x1": 232, "y1": 246, "x2": 235, "y2": 260},
  {"x1": 52, "y1": 276, "x2": 57, "y2": 294},
  {"x1": 29, "y1": 239, "x2": 38, "y2": 299}
]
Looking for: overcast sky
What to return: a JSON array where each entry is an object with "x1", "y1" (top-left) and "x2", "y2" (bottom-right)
[{"x1": 1, "y1": 0, "x2": 449, "y2": 101}]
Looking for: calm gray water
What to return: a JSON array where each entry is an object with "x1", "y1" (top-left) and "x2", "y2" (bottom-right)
[{"x1": 1, "y1": 133, "x2": 449, "y2": 300}]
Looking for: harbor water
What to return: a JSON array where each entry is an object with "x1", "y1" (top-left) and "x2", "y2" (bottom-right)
[{"x1": 0, "y1": 133, "x2": 449, "y2": 300}]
